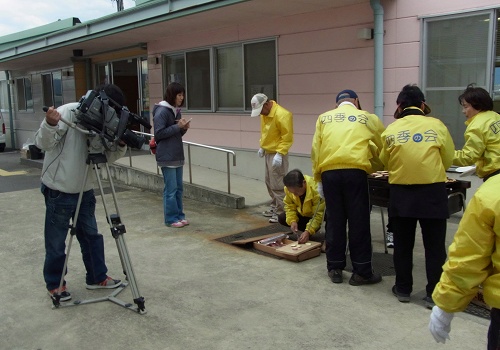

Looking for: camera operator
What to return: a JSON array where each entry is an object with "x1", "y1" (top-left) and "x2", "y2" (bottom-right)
[{"x1": 35, "y1": 84, "x2": 127, "y2": 302}]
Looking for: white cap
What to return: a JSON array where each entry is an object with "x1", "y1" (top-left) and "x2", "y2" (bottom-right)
[{"x1": 250, "y1": 93, "x2": 268, "y2": 117}]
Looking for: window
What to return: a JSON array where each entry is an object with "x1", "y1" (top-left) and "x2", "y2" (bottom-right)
[
  {"x1": 164, "y1": 39, "x2": 276, "y2": 112},
  {"x1": 42, "y1": 71, "x2": 63, "y2": 108},
  {"x1": 16, "y1": 77, "x2": 33, "y2": 111},
  {"x1": 423, "y1": 12, "x2": 494, "y2": 148}
]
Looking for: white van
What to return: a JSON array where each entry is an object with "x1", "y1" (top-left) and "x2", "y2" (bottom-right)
[{"x1": 0, "y1": 111, "x2": 6, "y2": 152}]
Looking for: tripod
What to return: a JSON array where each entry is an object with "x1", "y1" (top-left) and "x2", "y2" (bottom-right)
[{"x1": 50, "y1": 136, "x2": 146, "y2": 314}]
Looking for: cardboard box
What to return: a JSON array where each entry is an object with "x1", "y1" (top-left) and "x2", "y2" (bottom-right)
[{"x1": 232, "y1": 233, "x2": 321, "y2": 262}]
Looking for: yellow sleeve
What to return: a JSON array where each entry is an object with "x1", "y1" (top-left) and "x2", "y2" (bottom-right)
[
  {"x1": 432, "y1": 193, "x2": 496, "y2": 312},
  {"x1": 305, "y1": 194, "x2": 325, "y2": 235},
  {"x1": 311, "y1": 117, "x2": 323, "y2": 182},
  {"x1": 284, "y1": 190, "x2": 299, "y2": 226},
  {"x1": 276, "y1": 111, "x2": 294, "y2": 155},
  {"x1": 453, "y1": 125, "x2": 485, "y2": 166}
]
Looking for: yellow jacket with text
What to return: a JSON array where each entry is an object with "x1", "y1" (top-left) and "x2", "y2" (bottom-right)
[
  {"x1": 259, "y1": 101, "x2": 293, "y2": 155},
  {"x1": 380, "y1": 109, "x2": 455, "y2": 184},
  {"x1": 311, "y1": 102, "x2": 385, "y2": 182},
  {"x1": 283, "y1": 175, "x2": 325, "y2": 235},
  {"x1": 453, "y1": 110, "x2": 500, "y2": 178},
  {"x1": 433, "y1": 175, "x2": 500, "y2": 312}
]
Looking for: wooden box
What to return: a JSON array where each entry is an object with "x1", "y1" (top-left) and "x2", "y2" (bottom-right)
[{"x1": 232, "y1": 233, "x2": 321, "y2": 262}]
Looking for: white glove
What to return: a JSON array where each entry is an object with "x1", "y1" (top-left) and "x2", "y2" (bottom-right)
[
  {"x1": 317, "y1": 182, "x2": 324, "y2": 199},
  {"x1": 272, "y1": 153, "x2": 283, "y2": 167},
  {"x1": 429, "y1": 305, "x2": 454, "y2": 344},
  {"x1": 258, "y1": 148, "x2": 265, "y2": 158}
]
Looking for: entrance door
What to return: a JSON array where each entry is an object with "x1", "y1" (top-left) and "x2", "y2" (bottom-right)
[{"x1": 96, "y1": 58, "x2": 151, "y2": 138}]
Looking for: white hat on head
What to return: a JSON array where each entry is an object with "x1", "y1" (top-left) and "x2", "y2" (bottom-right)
[{"x1": 250, "y1": 93, "x2": 268, "y2": 117}]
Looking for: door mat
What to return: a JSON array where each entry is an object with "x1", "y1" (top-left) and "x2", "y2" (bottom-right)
[{"x1": 216, "y1": 224, "x2": 396, "y2": 275}]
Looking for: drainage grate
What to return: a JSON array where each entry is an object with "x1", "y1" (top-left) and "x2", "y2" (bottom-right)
[
  {"x1": 216, "y1": 225, "x2": 395, "y2": 274},
  {"x1": 344, "y1": 252, "x2": 395, "y2": 277},
  {"x1": 463, "y1": 303, "x2": 491, "y2": 320},
  {"x1": 215, "y1": 224, "x2": 287, "y2": 259}
]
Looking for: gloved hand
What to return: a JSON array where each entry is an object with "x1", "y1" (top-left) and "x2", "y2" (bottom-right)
[
  {"x1": 272, "y1": 153, "x2": 283, "y2": 167},
  {"x1": 258, "y1": 148, "x2": 265, "y2": 158},
  {"x1": 317, "y1": 182, "x2": 324, "y2": 199},
  {"x1": 429, "y1": 305, "x2": 454, "y2": 344}
]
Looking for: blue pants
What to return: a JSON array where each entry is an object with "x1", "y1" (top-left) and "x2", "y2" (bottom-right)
[
  {"x1": 161, "y1": 166, "x2": 185, "y2": 225},
  {"x1": 41, "y1": 184, "x2": 108, "y2": 290}
]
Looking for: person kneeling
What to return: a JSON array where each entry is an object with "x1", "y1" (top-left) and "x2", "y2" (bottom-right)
[{"x1": 277, "y1": 169, "x2": 325, "y2": 244}]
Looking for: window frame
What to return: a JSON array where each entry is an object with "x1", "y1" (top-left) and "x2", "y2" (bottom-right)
[
  {"x1": 15, "y1": 77, "x2": 33, "y2": 112},
  {"x1": 41, "y1": 70, "x2": 63, "y2": 109},
  {"x1": 163, "y1": 38, "x2": 277, "y2": 113},
  {"x1": 421, "y1": 10, "x2": 496, "y2": 148}
]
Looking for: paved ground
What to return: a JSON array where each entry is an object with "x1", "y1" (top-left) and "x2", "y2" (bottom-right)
[{"x1": 0, "y1": 150, "x2": 490, "y2": 350}]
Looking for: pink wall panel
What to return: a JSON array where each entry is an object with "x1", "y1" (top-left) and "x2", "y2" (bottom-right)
[
  {"x1": 279, "y1": 70, "x2": 374, "y2": 96},
  {"x1": 394, "y1": 42, "x2": 420, "y2": 68},
  {"x1": 395, "y1": 17, "x2": 421, "y2": 43},
  {"x1": 279, "y1": 47, "x2": 374, "y2": 76}
]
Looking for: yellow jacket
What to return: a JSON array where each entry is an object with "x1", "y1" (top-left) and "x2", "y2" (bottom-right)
[
  {"x1": 433, "y1": 175, "x2": 500, "y2": 311},
  {"x1": 284, "y1": 175, "x2": 325, "y2": 235},
  {"x1": 453, "y1": 110, "x2": 500, "y2": 178},
  {"x1": 380, "y1": 111, "x2": 455, "y2": 184},
  {"x1": 259, "y1": 101, "x2": 293, "y2": 155},
  {"x1": 311, "y1": 102, "x2": 385, "y2": 181}
]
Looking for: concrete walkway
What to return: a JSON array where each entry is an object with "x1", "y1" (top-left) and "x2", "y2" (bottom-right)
[{"x1": 1, "y1": 150, "x2": 489, "y2": 350}]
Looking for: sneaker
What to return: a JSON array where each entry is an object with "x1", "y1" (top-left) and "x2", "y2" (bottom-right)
[
  {"x1": 48, "y1": 286, "x2": 71, "y2": 302},
  {"x1": 180, "y1": 219, "x2": 189, "y2": 226},
  {"x1": 328, "y1": 269, "x2": 343, "y2": 284},
  {"x1": 392, "y1": 285, "x2": 411, "y2": 302},
  {"x1": 86, "y1": 276, "x2": 122, "y2": 290},
  {"x1": 348, "y1": 272, "x2": 382, "y2": 286},
  {"x1": 268, "y1": 214, "x2": 278, "y2": 223},
  {"x1": 167, "y1": 221, "x2": 185, "y2": 228},
  {"x1": 262, "y1": 208, "x2": 276, "y2": 217},
  {"x1": 386, "y1": 231, "x2": 394, "y2": 248},
  {"x1": 423, "y1": 296, "x2": 435, "y2": 310}
]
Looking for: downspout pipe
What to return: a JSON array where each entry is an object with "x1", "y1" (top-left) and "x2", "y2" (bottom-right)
[
  {"x1": 5, "y1": 70, "x2": 16, "y2": 149},
  {"x1": 371, "y1": 0, "x2": 384, "y2": 120}
]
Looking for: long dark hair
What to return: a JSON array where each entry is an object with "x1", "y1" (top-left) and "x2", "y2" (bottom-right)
[{"x1": 164, "y1": 82, "x2": 185, "y2": 107}]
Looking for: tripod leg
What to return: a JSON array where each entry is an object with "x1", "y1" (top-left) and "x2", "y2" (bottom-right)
[
  {"x1": 51, "y1": 163, "x2": 92, "y2": 308},
  {"x1": 91, "y1": 161, "x2": 146, "y2": 314}
]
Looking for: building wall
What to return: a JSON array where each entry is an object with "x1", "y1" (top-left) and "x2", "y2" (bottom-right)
[
  {"x1": 147, "y1": 0, "x2": 500, "y2": 156},
  {"x1": 382, "y1": 0, "x2": 499, "y2": 125},
  {"x1": 6, "y1": 65, "x2": 75, "y2": 148},
  {"x1": 147, "y1": 2, "x2": 376, "y2": 155}
]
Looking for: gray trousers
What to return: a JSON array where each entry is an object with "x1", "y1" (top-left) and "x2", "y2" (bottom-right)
[{"x1": 264, "y1": 153, "x2": 288, "y2": 213}]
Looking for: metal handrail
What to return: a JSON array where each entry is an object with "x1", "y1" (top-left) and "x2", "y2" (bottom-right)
[{"x1": 129, "y1": 131, "x2": 237, "y2": 194}]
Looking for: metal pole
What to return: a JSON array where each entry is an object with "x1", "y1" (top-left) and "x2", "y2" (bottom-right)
[
  {"x1": 188, "y1": 144, "x2": 192, "y2": 184},
  {"x1": 226, "y1": 153, "x2": 231, "y2": 194}
]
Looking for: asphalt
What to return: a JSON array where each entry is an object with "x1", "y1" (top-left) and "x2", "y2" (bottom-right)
[{"x1": 0, "y1": 150, "x2": 490, "y2": 350}]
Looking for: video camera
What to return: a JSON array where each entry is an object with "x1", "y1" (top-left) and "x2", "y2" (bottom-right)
[{"x1": 75, "y1": 89, "x2": 152, "y2": 149}]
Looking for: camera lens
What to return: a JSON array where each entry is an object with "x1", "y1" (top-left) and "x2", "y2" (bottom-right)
[{"x1": 121, "y1": 129, "x2": 145, "y2": 149}]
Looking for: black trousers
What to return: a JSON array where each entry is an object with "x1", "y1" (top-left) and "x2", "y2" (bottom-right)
[
  {"x1": 488, "y1": 308, "x2": 500, "y2": 350},
  {"x1": 391, "y1": 217, "x2": 447, "y2": 296},
  {"x1": 277, "y1": 212, "x2": 311, "y2": 232},
  {"x1": 322, "y1": 169, "x2": 374, "y2": 277}
]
